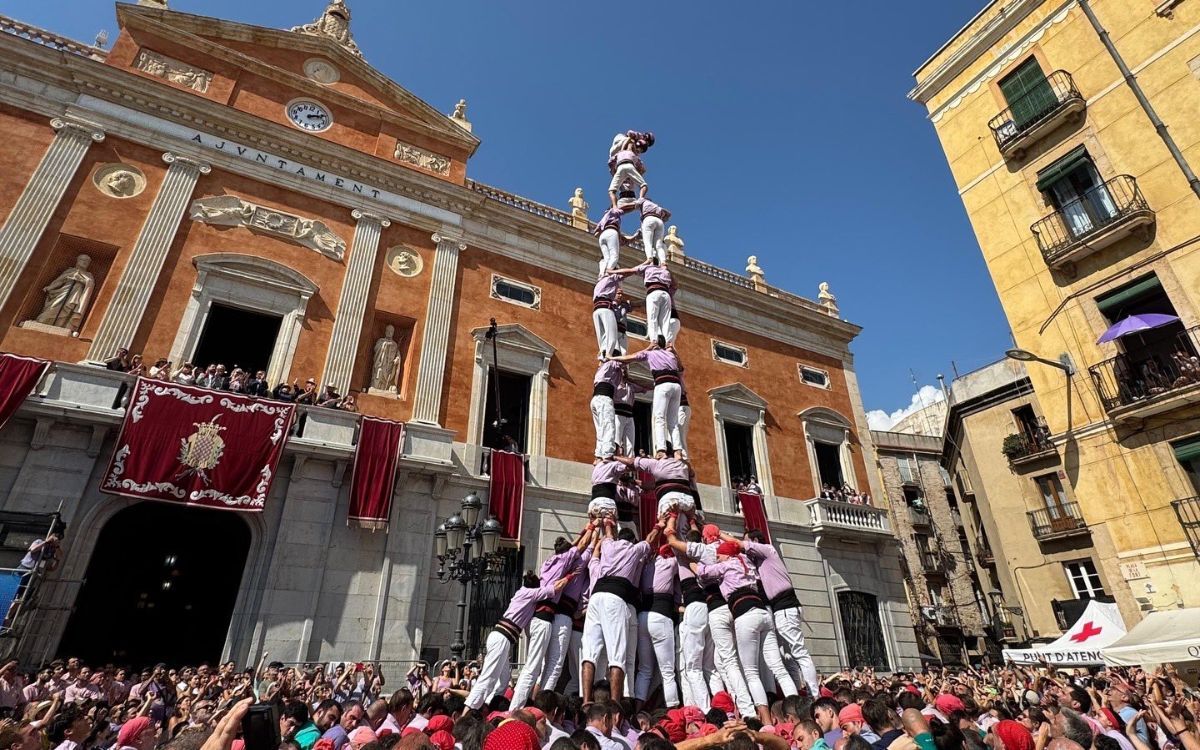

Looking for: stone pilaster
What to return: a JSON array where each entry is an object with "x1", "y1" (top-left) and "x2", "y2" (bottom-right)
[
  {"x1": 410, "y1": 232, "x2": 465, "y2": 425},
  {"x1": 0, "y1": 118, "x2": 105, "y2": 312},
  {"x1": 86, "y1": 152, "x2": 210, "y2": 362},
  {"x1": 320, "y1": 209, "x2": 389, "y2": 389}
]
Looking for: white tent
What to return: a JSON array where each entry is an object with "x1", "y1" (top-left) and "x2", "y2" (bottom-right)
[
  {"x1": 1002, "y1": 600, "x2": 1126, "y2": 666},
  {"x1": 1101, "y1": 608, "x2": 1200, "y2": 666}
]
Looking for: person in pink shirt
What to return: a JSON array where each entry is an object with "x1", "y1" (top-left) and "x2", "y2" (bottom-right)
[
  {"x1": 608, "y1": 346, "x2": 682, "y2": 458},
  {"x1": 0, "y1": 660, "x2": 24, "y2": 710},
  {"x1": 607, "y1": 131, "x2": 653, "y2": 209}
]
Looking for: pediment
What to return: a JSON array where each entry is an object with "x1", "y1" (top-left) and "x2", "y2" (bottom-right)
[
  {"x1": 194, "y1": 253, "x2": 319, "y2": 297},
  {"x1": 471, "y1": 324, "x2": 556, "y2": 358},
  {"x1": 797, "y1": 406, "x2": 852, "y2": 428},
  {"x1": 707, "y1": 382, "x2": 768, "y2": 410},
  {"x1": 116, "y1": 4, "x2": 480, "y2": 156}
]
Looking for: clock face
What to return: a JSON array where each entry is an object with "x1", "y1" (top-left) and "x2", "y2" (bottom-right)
[{"x1": 286, "y1": 100, "x2": 332, "y2": 132}]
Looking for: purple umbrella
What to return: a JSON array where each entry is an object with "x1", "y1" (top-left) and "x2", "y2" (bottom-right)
[{"x1": 1097, "y1": 313, "x2": 1180, "y2": 344}]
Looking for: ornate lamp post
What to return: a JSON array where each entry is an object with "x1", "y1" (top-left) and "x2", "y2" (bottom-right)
[{"x1": 435, "y1": 491, "x2": 503, "y2": 662}]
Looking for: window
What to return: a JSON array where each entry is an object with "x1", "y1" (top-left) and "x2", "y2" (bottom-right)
[
  {"x1": 712, "y1": 341, "x2": 748, "y2": 367},
  {"x1": 926, "y1": 580, "x2": 944, "y2": 608},
  {"x1": 902, "y1": 486, "x2": 925, "y2": 508},
  {"x1": 1064, "y1": 560, "x2": 1105, "y2": 599},
  {"x1": 482, "y1": 369, "x2": 531, "y2": 452},
  {"x1": 1012, "y1": 405, "x2": 1039, "y2": 439},
  {"x1": 724, "y1": 422, "x2": 757, "y2": 487},
  {"x1": 1173, "y1": 436, "x2": 1200, "y2": 496},
  {"x1": 466, "y1": 323, "x2": 555, "y2": 457},
  {"x1": 939, "y1": 466, "x2": 952, "y2": 487},
  {"x1": 625, "y1": 316, "x2": 648, "y2": 340},
  {"x1": 711, "y1": 383, "x2": 774, "y2": 500},
  {"x1": 800, "y1": 366, "x2": 830, "y2": 389},
  {"x1": 898, "y1": 456, "x2": 917, "y2": 485},
  {"x1": 998, "y1": 58, "x2": 1056, "y2": 131},
  {"x1": 490, "y1": 275, "x2": 541, "y2": 309},
  {"x1": 1035, "y1": 473, "x2": 1069, "y2": 515},
  {"x1": 633, "y1": 399, "x2": 653, "y2": 457},
  {"x1": 1035, "y1": 147, "x2": 1117, "y2": 238}
]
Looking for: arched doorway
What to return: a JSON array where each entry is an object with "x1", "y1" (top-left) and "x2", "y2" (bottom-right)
[{"x1": 58, "y1": 502, "x2": 251, "y2": 667}]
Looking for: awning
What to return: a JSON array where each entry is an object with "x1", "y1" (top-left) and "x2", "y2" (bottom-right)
[
  {"x1": 1036, "y1": 145, "x2": 1089, "y2": 192},
  {"x1": 1101, "y1": 608, "x2": 1200, "y2": 666},
  {"x1": 1002, "y1": 599, "x2": 1126, "y2": 665},
  {"x1": 1096, "y1": 275, "x2": 1163, "y2": 318},
  {"x1": 1173, "y1": 438, "x2": 1200, "y2": 465}
]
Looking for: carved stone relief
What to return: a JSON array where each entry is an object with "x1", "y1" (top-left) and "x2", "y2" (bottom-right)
[
  {"x1": 384, "y1": 246, "x2": 423, "y2": 278},
  {"x1": 188, "y1": 195, "x2": 347, "y2": 261},
  {"x1": 134, "y1": 49, "x2": 213, "y2": 93},
  {"x1": 304, "y1": 58, "x2": 341, "y2": 84},
  {"x1": 92, "y1": 164, "x2": 147, "y2": 199},
  {"x1": 393, "y1": 142, "x2": 452, "y2": 176}
]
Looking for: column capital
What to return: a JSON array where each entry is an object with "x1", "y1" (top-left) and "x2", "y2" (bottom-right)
[
  {"x1": 162, "y1": 152, "x2": 212, "y2": 174},
  {"x1": 351, "y1": 208, "x2": 391, "y2": 228},
  {"x1": 430, "y1": 232, "x2": 466, "y2": 252},
  {"x1": 50, "y1": 117, "x2": 105, "y2": 143}
]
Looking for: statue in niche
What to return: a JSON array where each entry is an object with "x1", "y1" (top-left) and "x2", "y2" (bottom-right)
[
  {"x1": 370, "y1": 324, "x2": 402, "y2": 392},
  {"x1": 34, "y1": 254, "x2": 95, "y2": 331}
]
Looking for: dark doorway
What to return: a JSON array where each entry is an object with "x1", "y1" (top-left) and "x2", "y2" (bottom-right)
[
  {"x1": 191, "y1": 304, "x2": 282, "y2": 376},
  {"x1": 837, "y1": 591, "x2": 889, "y2": 669},
  {"x1": 467, "y1": 545, "x2": 525, "y2": 658},
  {"x1": 59, "y1": 502, "x2": 251, "y2": 668},
  {"x1": 633, "y1": 400, "x2": 653, "y2": 457},
  {"x1": 723, "y1": 422, "x2": 756, "y2": 486},
  {"x1": 483, "y1": 369, "x2": 531, "y2": 452},
  {"x1": 814, "y1": 442, "x2": 844, "y2": 488}
]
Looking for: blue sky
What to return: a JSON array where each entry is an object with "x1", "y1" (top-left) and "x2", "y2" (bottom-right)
[{"x1": 4, "y1": 0, "x2": 1013, "y2": 424}]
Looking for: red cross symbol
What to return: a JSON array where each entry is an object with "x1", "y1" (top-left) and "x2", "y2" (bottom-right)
[{"x1": 1070, "y1": 621, "x2": 1103, "y2": 643}]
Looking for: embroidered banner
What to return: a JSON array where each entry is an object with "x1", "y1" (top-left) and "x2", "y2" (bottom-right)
[
  {"x1": 101, "y1": 378, "x2": 294, "y2": 511},
  {"x1": 738, "y1": 491, "x2": 772, "y2": 543},
  {"x1": 348, "y1": 417, "x2": 405, "y2": 530},
  {"x1": 0, "y1": 354, "x2": 50, "y2": 432},
  {"x1": 488, "y1": 450, "x2": 526, "y2": 540}
]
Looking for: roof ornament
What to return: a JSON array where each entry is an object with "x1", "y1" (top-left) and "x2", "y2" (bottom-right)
[
  {"x1": 292, "y1": 0, "x2": 362, "y2": 58},
  {"x1": 136, "y1": 0, "x2": 168, "y2": 7}
]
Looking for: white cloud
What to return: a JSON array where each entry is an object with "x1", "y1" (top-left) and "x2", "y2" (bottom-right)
[{"x1": 866, "y1": 385, "x2": 946, "y2": 431}]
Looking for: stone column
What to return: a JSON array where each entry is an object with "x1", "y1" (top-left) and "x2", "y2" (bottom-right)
[
  {"x1": 86, "y1": 152, "x2": 210, "y2": 362},
  {"x1": 0, "y1": 118, "x2": 105, "y2": 312},
  {"x1": 410, "y1": 232, "x2": 465, "y2": 425},
  {"x1": 320, "y1": 209, "x2": 390, "y2": 389}
]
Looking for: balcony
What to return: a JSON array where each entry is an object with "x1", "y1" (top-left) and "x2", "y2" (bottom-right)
[
  {"x1": 976, "y1": 541, "x2": 996, "y2": 567},
  {"x1": 1172, "y1": 496, "x2": 1200, "y2": 559},
  {"x1": 804, "y1": 498, "x2": 893, "y2": 542},
  {"x1": 919, "y1": 549, "x2": 942, "y2": 574},
  {"x1": 1088, "y1": 326, "x2": 1200, "y2": 422},
  {"x1": 907, "y1": 504, "x2": 931, "y2": 527},
  {"x1": 1032, "y1": 175, "x2": 1154, "y2": 270},
  {"x1": 1027, "y1": 502, "x2": 1089, "y2": 541},
  {"x1": 1002, "y1": 432, "x2": 1057, "y2": 468},
  {"x1": 989, "y1": 71, "x2": 1086, "y2": 159}
]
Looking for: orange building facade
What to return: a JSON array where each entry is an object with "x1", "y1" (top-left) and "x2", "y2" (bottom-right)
[{"x1": 0, "y1": 2, "x2": 920, "y2": 670}]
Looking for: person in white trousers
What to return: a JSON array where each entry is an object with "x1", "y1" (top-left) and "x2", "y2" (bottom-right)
[
  {"x1": 695, "y1": 541, "x2": 797, "y2": 724},
  {"x1": 613, "y1": 291, "x2": 634, "y2": 356},
  {"x1": 608, "y1": 131, "x2": 652, "y2": 209},
  {"x1": 611, "y1": 261, "x2": 675, "y2": 349},
  {"x1": 542, "y1": 530, "x2": 595, "y2": 696},
  {"x1": 664, "y1": 519, "x2": 756, "y2": 719},
  {"x1": 593, "y1": 206, "x2": 631, "y2": 278},
  {"x1": 608, "y1": 346, "x2": 681, "y2": 457},
  {"x1": 509, "y1": 529, "x2": 592, "y2": 709},
  {"x1": 672, "y1": 383, "x2": 691, "y2": 460},
  {"x1": 634, "y1": 543, "x2": 680, "y2": 709},
  {"x1": 636, "y1": 197, "x2": 671, "y2": 265},
  {"x1": 591, "y1": 359, "x2": 624, "y2": 460},
  {"x1": 465, "y1": 572, "x2": 571, "y2": 710},
  {"x1": 732, "y1": 529, "x2": 820, "y2": 697},
  {"x1": 666, "y1": 307, "x2": 681, "y2": 347}
]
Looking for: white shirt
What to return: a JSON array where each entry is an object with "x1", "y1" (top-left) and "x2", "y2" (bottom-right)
[
  {"x1": 586, "y1": 726, "x2": 628, "y2": 750},
  {"x1": 544, "y1": 724, "x2": 570, "y2": 748},
  {"x1": 407, "y1": 715, "x2": 429, "y2": 732}
]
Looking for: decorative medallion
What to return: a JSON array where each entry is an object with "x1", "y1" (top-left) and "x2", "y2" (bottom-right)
[
  {"x1": 394, "y1": 141, "x2": 452, "y2": 176},
  {"x1": 134, "y1": 49, "x2": 213, "y2": 92},
  {"x1": 304, "y1": 58, "x2": 341, "y2": 84},
  {"x1": 92, "y1": 164, "x2": 147, "y2": 199},
  {"x1": 385, "y1": 246, "x2": 423, "y2": 277}
]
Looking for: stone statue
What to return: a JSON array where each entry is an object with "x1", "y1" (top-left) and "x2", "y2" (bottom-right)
[
  {"x1": 292, "y1": 0, "x2": 361, "y2": 57},
  {"x1": 819, "y1": 281, "x2": 839, "y2": 316},
  {"x1": 569, "y1": 187, "x2": 589, "y2": 229},
  {"x1": 452, "y1": 99, "x2": 468, "y2": 120},
  {"x1": 35, "y1": 254, "x2": 95, "y2": 330},
  {"x1": 663, "y1": 225, "x2": 685, "y2": 259},
  {"x1": 746, "y1": 255, "x2": 765, "y2": 289},
  {"x1": 370, "y1": 325, "x2": 402, "y2": 391},
  {"x1": 389, "y1": 249, "x2": 420, "y2": 277}
]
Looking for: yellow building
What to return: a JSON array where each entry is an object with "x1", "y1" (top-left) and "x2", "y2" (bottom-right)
[{"x1": 911, "y1": 0, "x2": 1200, "y2": 627}]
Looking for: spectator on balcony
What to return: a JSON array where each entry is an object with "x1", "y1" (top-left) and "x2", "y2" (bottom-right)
[
  {"x1": 104, "y1": 348, "x2": 131, "y2": 372},
  {"x1": 127, "y1": 354, "x2": 146, "y2": 378},
  {"x1": 296, "y1": 379, "x2": 319, "y2": 406},
  {"x1": 273, "y1": 381, "x2": 298, "y2": 403},
  {"x1": 338, "y1": 394, "x2": 358, "y2": 413},
  {"x1": 246, "y1": 370, "x2": 270, "y2": 398},
  {"x1": 744, "y1": 476, "x2": 763, "y2": 495},
  {"x1": 317, "y1": 385, "x2": 344, "y2": 408}
]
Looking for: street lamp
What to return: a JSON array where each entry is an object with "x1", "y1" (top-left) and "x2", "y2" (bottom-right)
[
  {"x1": 1005, "y1": 348, "x2": 1075, "y2": 376},
  {"x1": 436, "y1": 492, "x2": 504, "y2": 662}
]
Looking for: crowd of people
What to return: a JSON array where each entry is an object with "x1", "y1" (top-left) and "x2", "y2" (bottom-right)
[
  {"x1": 101, "y1": 348, "x2": 358, "y2": 412},
  {"x1": 0, "y1": 651, "x2": 1194, "y2": 750},
  {"x1": 818, "y1": 485, "x2": 870, "y2": 506}
]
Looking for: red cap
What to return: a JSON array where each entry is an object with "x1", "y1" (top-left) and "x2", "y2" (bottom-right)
[
  {"x1": 838, "y1": 704, "x2": 864, "y2": 725},
  {"x1": 426, "y1": 715, "x2": 455, "y2": 735},
  {"x1": 716, "y1": 540, "x2": 741, "y2": 557},
  {"x1": 658, "y1": 544, "x2": 674, "y2": 558},
  {"x1": 711, "y1": 691, "x2": 736, "y2": 714},
  {"x1": 994, "y1": 721, "x2": 1034, "y2": 750},
  {"x1": 430, "y1": 731, "x2": 455, "y2": 750},
  {"x1": 702, "y1": 524, "x2": 721, "y2": 542}
]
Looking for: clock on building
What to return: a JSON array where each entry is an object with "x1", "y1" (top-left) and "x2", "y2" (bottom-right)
[{"x1": 286, "y1": 99, "x2": 332, "y2": 132}]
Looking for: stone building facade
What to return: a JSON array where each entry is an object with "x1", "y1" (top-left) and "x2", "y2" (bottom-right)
[
  {"x1": 910, "y1": 0, "x2": 1200, "y2": 626},
  {"x1": 0, "y1": 4, "x2": 921, "y2": 670},
  {"x1": 872, "y1": 430, "x2": 989, "y2": 664}
]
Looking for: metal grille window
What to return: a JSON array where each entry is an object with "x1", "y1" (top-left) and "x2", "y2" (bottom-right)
[
  {"x1": 800, "y1": 366, "x2": 829, "y2": 388},
  {"x1": 467, "y1": 546, "x2": 524, "y2": 656},
  {"x1": 1064, "y1": 559, "x2": 1105, "y2": 599},
  {"x1": 625, "y1": 316, "x2": 648, "y2": 340},
  {"x1": 712, "y1": 341, "x2": 748, "y2": 367},
  {"x1": 836, "y1": 591, "x2": 890, "y2": 670},
  {"x1": 898, "y1": 457, "x2": 917, "y2": 485},
  {"x1": 490, "y1": 275, "x2": 541, "y2": 309},
  {"x1": 1172, "y1": 497, "x2": 1200, "y2": 559}
]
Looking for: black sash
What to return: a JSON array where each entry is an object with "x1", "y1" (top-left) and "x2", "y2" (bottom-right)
[
  {"x1": 593, "y1": 575, "x2": 638, "y2": 601},
  {"x1": 646, "y1": 282, "x2": 671, "y2": 295},
  {"x1": 556, "y1": 595, "x2": 579, "y2": 617},
  {"x1": 728, "y1": 586, "x2": 767, "y2": 619},
  {"x1": 704, "y1": 583, "x2": 727, "y2": 612},
  {"x1": 650, "y1": 592, "x2": 678, "y2": 621},
  {"x1": 655, "y1": 478, "x2": 691, "y2": 501},
  {"x1": 770, "y1": 588, "x2": 801, "y2": 612},
  {"x1": 614, "y1": 404, "x2": 634, "y2": 417},
  {"x1": 534, "y1": 600, "x2": 556, "y2": 622},
  {"x1": 652, "y1": 369, "x2": 681, "y2": 385},
  {"x1": 494, "y1": 618, "x2": 522, "y2": 646},
  {"x1": 592, "y1": 483, "x2": 617, "y2": 500},
  {"x1": 593, "y1": 382, "x2": 615, "y2": 398},
  {"x1": 593, "y1": 298, "x2": 614, "y2": 310},
  {"x1": 681, "y1": 577, "x2": 706, "y2": 606}
]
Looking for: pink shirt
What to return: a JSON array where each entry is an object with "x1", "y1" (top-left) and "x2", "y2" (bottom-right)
[
  {"x1": 696, "y1": 556, "x2": 759, "y2": 599},
  {"x1": 502, "y1": 582, "x2": 559, "y2": 630},
  {"x1": 540, "y1": 547, "x2": 581, "y2": 592},
  {"x1": 594, "y1": 361, "x2": 624, "y2": 387},
  {"x1": 633, "y1": 456, "x2": 689, "y2": 483},
  {"x1": 596, "y1": 538, "x2": 650, "y2": 583},
  {"x1": 632, "y1": 348, "x2": 679, "y2": 372}
]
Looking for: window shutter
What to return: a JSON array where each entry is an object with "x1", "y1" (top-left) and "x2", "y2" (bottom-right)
[
  {"x1": 1035, "y1": 145, "x2": 1090, "y2": 192},
  {"x1": 1000, "y1": 59, "x2": 1057, "y2": 129}
]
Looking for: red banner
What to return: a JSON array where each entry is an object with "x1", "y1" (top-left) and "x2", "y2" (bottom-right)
[
  {"x1": 348, "y1": 417, "x2": 405, "y2": 530},
  {"x1": 0, "y1": 354, "x2": 49, "y2": 432},
  {"x1": 488, "y1": 450, "x2": 525, "y2": 540},
  {"x1": 101, "y1": 378, "x2": 294, "y2": 511},
  {"x1": 739, "y1": 491, "x2": 772, "y2": 543}
]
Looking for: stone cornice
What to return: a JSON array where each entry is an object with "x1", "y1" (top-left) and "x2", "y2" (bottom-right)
[
  {"x1": 0, "y1": 29, "x2": 860, "y2": 360},
  {"x1": 116, "y1": 4, "x2": 480, "y2": 154}
]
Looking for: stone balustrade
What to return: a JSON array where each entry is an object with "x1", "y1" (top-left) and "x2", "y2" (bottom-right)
[
  {"x1": 804, "y1": 497, "x2": 893, "y2": 541},
  {"x1": 0, "y1": 14, "x2": 107, "y2": 60}
]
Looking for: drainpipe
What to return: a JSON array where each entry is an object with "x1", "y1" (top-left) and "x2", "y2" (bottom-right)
[{"x1": 1078, "y1": 0, "x2": 1200, "y2": 200}]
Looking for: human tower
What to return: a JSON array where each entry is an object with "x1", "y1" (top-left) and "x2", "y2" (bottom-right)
[{"x1": 463, "y1": 133, "x2": 821, "y2": 725}]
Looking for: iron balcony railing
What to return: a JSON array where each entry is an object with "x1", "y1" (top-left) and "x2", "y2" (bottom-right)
[
  {"x1": 976, "y1": 540, "x2": 995, "y2": 566},
  {"x1": 988, "y1": 70, "x2": 1083, "y2": 152},
  {"x1": 1088, "y1": 325, "x2": 1200, "y2": 413},
  {"x1": 1172, "y1": 496, "x2": 1200, "y2": 560},
  {"x1": 1027, "y1": 501, "x2": 1088, "y2": 540},
  {"x1": 1032, "y1": 175, "x2": 1151, "y2": 263},
  {"x1": 1003, "y1": 431, "x2": 1056, "y2": 463}
]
